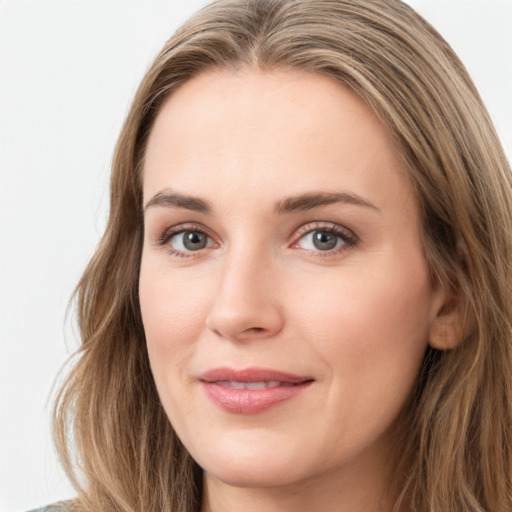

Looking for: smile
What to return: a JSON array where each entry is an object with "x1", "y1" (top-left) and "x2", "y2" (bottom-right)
[{"x1": 199, "y1": 367, "x2": 314, "y2": 414}]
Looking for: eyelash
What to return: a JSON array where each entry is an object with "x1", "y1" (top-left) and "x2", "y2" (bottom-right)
[
  {"x1": 157, "y1": 223, "x2": 217, "y2": 258},
  {"x1": 291, "y1": 222, "x2": 358, "y2": 257},
  {"x1": 157, "y1": 221, "x2": 358, "y2": 258}
]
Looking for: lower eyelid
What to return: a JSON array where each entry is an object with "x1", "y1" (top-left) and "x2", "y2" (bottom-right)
[{"x1": 160, "y1": 235, "x2": 216, "y2": 260}]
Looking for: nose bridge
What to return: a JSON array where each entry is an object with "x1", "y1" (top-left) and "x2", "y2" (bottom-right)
[{"x1": 205, "y1": 238, "x2": 283, "y2": 340}]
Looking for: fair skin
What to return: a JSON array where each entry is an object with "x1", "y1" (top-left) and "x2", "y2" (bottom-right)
[{"x1": 139, "y1": 68, "x2": 453, "y2": 512}]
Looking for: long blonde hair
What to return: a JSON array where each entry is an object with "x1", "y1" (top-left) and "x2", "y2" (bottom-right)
[{"x1": 53, "y1": 1, "x2": 512, "y2": 510}]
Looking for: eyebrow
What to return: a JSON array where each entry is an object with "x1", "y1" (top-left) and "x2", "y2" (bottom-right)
[
  {"x1": 144, "y1": 189, "x2": 212, "y2": 213},
  {"x1": 274, "y1": 191, "x2": 380, "y2": 213},
  {"x1": 144, "y1": 189, "x2": 379, "y2": 215}
]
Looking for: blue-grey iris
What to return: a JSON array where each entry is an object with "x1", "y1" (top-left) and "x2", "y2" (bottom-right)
[
  {"x1": 183, "y1": 231, "x2": 207, "y2": 250},
  {"x1": 313, "y1": 231, "x2": 338, "y2": 251}
]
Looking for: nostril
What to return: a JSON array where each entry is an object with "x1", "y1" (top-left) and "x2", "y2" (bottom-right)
[{"x1": 205, "y1": 300, "x2": 284, "y2": 340}]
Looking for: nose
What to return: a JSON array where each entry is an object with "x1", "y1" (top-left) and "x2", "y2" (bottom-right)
[{"x1": 205, "y1": 248, "x2": 284, "y2": 341}]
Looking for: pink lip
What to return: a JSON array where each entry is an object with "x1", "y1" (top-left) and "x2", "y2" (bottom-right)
[{"x1": 199, "y1": 367, "x2": 314, "y2": 414}]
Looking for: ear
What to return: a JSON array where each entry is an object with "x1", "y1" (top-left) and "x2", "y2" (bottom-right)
[{"x1": 428, "y1": 292, "x2": 473, "y2": 351}]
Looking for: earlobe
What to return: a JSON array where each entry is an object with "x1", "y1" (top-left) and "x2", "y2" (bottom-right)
[{"x1": 428, "y1": 316, "x2": 463, "y2": 350}]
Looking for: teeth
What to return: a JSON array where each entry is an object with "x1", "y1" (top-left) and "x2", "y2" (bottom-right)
[
  {"x1": 232, "y1": 381, "x2": 248, "y2": 390},
  {"x1": 244, "y1": 382, "x2": 267, "y2": 390},
  {"x1": 216, "y1": 380, "x2": 291, "y2": 389}
]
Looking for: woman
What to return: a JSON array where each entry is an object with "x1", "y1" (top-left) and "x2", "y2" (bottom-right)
[{"x1": 42, "y1": 0, "x2": 512, "y2": 510}]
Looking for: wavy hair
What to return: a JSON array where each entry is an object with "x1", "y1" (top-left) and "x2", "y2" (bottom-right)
[{"x1": 53, "y1": 1, "x2": 512, "y2": 510}]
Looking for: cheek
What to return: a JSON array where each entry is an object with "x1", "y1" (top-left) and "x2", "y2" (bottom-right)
[
  {"x1": 139, "y1": 261, "x2": 212, "y2": 374},
  {"x1": 294, "y1": 267, "x2": 431, "y2": 346},
  {"x1": 289, "y1": 258, "x2": 433, "y2": 403}
]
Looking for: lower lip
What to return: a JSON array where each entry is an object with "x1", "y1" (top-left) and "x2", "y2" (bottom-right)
[{"x1": 201, "y1": 381, "x2": 313, "y2": 414}]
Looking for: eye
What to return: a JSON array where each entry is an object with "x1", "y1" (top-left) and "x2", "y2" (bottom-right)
[
  {"x1": 170, "y1": 230, "x2": 211, "y2": 252},
  {"x1": 157, "y1": 223, "x2": 217, "y2": 257},
  {"x1": 298, "y1": 230, "x2": 344, "y2": 251},
  {"x1": 293, "y1": 224, "x2": 358, "y2": 254}
]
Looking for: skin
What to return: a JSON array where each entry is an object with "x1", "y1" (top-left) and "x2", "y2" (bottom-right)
[{"x1": 139, "y1": 68, "x2": 450, "y2": 512}]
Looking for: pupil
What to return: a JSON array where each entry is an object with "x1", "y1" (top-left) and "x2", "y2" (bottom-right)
[
  {"x1": 313, "y1": 231, "x2": 337, "y2": 250},
  {"x1": 183, "y1": 231, "x2": 207, "y2": 250}
]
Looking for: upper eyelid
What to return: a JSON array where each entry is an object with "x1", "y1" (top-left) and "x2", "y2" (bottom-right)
[
  {"x1": 157, "y1": 222, "x2": 217, "y2": 246},
  {"x1": 161, "y1": 222, "x2": 212, "y2": 236},
  {"x1": 291, "y1": 221, "x2": 357, "y2": 240},
  {"x1": 294, "y1": 222, "x2": 339, "y2": 234}
]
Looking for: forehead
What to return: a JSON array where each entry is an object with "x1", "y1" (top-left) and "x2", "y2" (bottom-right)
[{"x1": 142, "y1": 67, "x2": 412, "y2": 215}]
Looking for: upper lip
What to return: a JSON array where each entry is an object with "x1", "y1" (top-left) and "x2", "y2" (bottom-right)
[{"x1": 199, "y1": 367, "x2": 313, "y2": 384}]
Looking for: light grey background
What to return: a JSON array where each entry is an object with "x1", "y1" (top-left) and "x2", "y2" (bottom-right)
[{"x1": 1, "y1": 1, "x2": 511, "y2": 511}]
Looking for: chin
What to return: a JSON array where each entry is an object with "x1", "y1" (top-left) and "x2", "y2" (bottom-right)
[
  {"x1": 203, "y1": 461, "x2": 307, "y2": 489},
  {"x1": 192, "y1": 440, "x2": 312, "y2": 489}
]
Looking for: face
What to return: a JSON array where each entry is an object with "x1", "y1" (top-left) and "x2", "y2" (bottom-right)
[{"x1": 139, "y1": 68, "x2": 446, "y2": 493}]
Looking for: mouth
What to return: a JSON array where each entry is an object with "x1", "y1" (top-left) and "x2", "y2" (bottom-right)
[
  {"x1": 199, "y1": 367, "x2": 313, "y2": 384},
  {"x1": 212, "y1": 380, "x2": 299, "y2": 389},
  {"x1": 199, "y1": 367, "x2": 314, "y2": 414}
]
